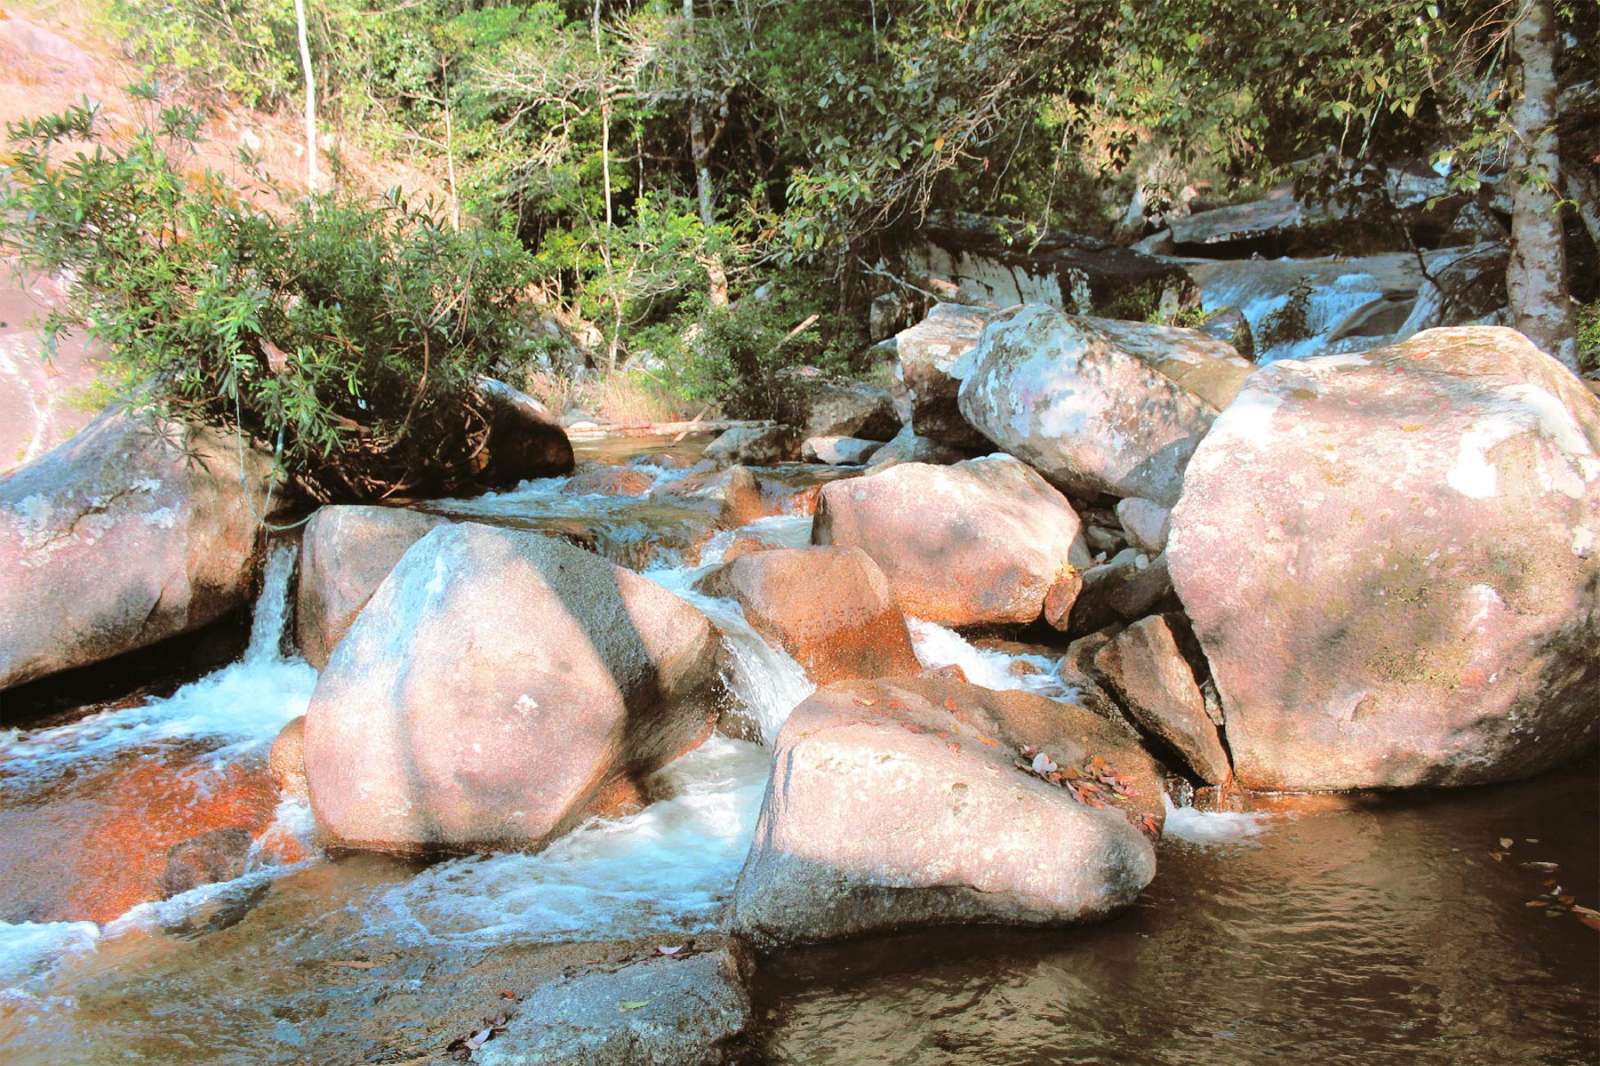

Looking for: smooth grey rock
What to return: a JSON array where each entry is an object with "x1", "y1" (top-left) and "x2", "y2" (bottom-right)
[{"x1": 478, "y1": 949, "x2": 751, "y2": 1066}]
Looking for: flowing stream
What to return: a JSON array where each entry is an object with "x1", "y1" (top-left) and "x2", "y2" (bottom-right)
[{"x1": 0, "y1": 442, "x2": 1594, "y2": 1063}]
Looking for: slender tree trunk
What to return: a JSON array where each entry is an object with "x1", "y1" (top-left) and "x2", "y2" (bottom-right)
[
  {"x1": 442, "y1": 56, "x2": 459, "y2": 232},
  {"x1": 684, "y1": 0, "x2": 729, "y2": 308},
  {"x1": 293, "y1": 0, "x2": 318, "y2": 194},
  {"x1": 593, "y1": 0, "x2": 621, "y2": 370},
  {"x1": 1506, "y1": 0, "x2": 1577, "y2": 369}
]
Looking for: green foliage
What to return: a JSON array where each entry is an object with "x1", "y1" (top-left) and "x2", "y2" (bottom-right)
[
  {"x1": 1578, "y1": 303, "x2": 1600, "y2": 376},
  {"x1": 0, "y1": 93, "x2": 540, "y2": 502}
]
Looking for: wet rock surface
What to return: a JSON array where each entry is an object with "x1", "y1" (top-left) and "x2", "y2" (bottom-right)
[{"x1": 478, "y1": 946, "x2": 752, "y2": 1066}]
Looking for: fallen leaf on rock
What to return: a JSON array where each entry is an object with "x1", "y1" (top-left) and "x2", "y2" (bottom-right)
[
  {"x1": 1489, "y1": 852, "x2": 1505, "y2": 862},
  {"x1": 1522, "y1": 861, "x2": 1560, "y2": 872},
  {"x1": 1559, "y1": 896, "x2": 1576, "y2": 906},
  {"x1": 657, "y1": 945, "x2": 683, "y2": 956},
  {"x1": 329, "y1": 960, "x2": 383, "y2": 970},
  {"x1": 1579, "y1": 914, "x2": 1600, "y2": 932},
  {"x1": 1499, "y1": 837, "x2": 1514, "y2": 849},
  {"x1": 946, "y1": 742, "x2": 962, "y2": 753},
  {"x1": 619, "y1": 1000, "x2": 650, "y2": 1011},
  {"x1": 854, "y1": 698, "x2": 877, "y2": 707},
  {"x1": 499, "y1": 990, "x2": 517, "y2": 1000},
  {"x1": 1526, "y1": 900, "x2": 1550, "y2": 908},
  {"x1": 466, "y1": 1028, "x2": 492, "y2": 1050},
  {"x1": 1031, "y1": 752, "x2": 1058, "y2": 775},
  {"x1": 978, "y1": 736, "x2": 997, "y2": 747}
]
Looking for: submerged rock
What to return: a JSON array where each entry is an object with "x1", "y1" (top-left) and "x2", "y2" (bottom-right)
[
  {"x1": 813, "y1": 455, "x2": 1084, "y2": 628},
  {"x1": 295, "y1": 505, "x2": 450, "y2": 668},
  {"x1": 956, "y1": 306, "x2": 1232, "y2": 506},
  {"x1": 160, "y1": 826, "x2": 255, "y2": 900},
  {"x1": 698, "y1": 546, "x2": 920, "y2": 685},
  {"x1": 303, "y1": 524, "x2": 722, "y2": 854},
  {"x1": 1094, "y1": 615, "x2": 1231, "y2": 784},
  {"x1": 728, "y1": 676, "x2": 1163, "y2": 949},
  {"x1": 562, "y1": 464, "x2": 657, "y2": 497},
  {"x1": 894, "y1": 303, "x2": 996, "y2": 448},
  {"x1": 0, "y1": 410, "x2": 275, "y2": 691},
  {"x1": 1169, "y1": 327, "x2": 1600, "y2": 790},
  {"x1": 650, "y1": 465, "x2": 775, "y2": 527},
  {"x1": 478, "y1": 947, "x2": 752, "y2": 1066}
]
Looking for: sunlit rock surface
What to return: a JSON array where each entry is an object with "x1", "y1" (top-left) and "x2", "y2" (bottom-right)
[
  {"x1": 813, "y1": 454, "x2": 1084, "y2": 627},
  {"x1": 295, "y1": 505, "x2": 450, "y2": 668},
  {"x1": 729, "y1": 676, "x2": 1164, "y2": 949},
  {"x1": 303, "y1": 524, "x2": 723, "y2": 853},
  {"x1": 1170, "y1": 327, "x2": 1600, "y2": 790},
  {"x1": 956, "y1": 305, "x2": 1235, "y2": 505},
  {"x1": 0, "y1": 410, "x2": 275, "y2": 690}
]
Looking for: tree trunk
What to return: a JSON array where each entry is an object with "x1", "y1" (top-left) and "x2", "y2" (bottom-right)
[
  {"x1": 293, "y1": 0, "x2": 318, "y2": 195},
  {"x1": 1506, "y1": 0, "x2": 1577, "y2": 369},
  {"x1": 684, "y1": 0, "x2": 729, "y2": 308}
]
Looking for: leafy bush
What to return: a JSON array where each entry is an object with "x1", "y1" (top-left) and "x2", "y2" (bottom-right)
[
  {"x1": 1, "y1": 92, "x2": 541, "y2": 502},
  {"x1": 1579, "y1": 302, "x2": 1600, "y2": 376}
]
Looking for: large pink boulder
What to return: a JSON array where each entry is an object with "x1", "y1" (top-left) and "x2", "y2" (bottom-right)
[
  {"x1": 303, "y1": 524, "x2": 723, "y2": 853},
  {"x1": 1169, "y1": 327, "x2": 1600, "y2": 790},
  {"x1": 728, "y1": 676, "x2": 1164, "y2": 948},
  {"x1": 0, "y1": 410, "x2": 274, "y2": 690},
  {"x1": 812, "y1": 455, "x2": 1085, "y2": 627}
]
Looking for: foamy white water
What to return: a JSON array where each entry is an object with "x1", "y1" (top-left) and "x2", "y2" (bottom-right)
[
  {"x1": 908, "y1": 618, "x2": 1080, "y2": 702},
  {"x1": 372, "y1": 736, "x2": 771, "y2": 945},
  {"x1": 0, "y1": 542, "x2": 315, "y2": 783},
  {"x1": 0, "y1": 920, "x2": 99, "y2": 996},
  {"x1": 1161, "y1": 794, "x2": 1268, "y2": 844}
]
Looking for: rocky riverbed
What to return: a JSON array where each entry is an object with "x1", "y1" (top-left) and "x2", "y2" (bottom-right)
[{"x1": 2, "y1": 286, "x2": 1597, "y2": 1063}]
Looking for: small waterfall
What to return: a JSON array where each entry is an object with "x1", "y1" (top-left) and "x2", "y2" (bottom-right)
[
  {"x1": 0, "y1": 540, "x2": 318, "y2": 781},
  {"x1": 245, "y1": 540, "x2": 298, "y2": 664},
  {"x1": 907, "y1": 618, "x2": 1080, "y2": 703}
]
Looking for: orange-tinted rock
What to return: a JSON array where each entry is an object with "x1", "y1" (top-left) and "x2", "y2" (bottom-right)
[
  {"x1": 813, "y1": 455, "x2": 1083, "y2": 627},
  {"x1": 700, "y1": 546, "x2": 920, "y2": 685},
  {"x1": 0, "y1": 751, "x2": 281, "y2": 924},
  {"x1": 1094, "y1": 615, "x2": 1231, "y2": 784},
  {"x1": 269, "y1": 715, "x2": 307, "y2": 797}
]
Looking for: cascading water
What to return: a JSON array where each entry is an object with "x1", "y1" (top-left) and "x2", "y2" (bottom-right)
[
  {"x1": 0, "y1": 541, "x2": 315, "y2": 783},
  {"x1": 0, "y1": 538, "x2": 314, "y2": 1004}
]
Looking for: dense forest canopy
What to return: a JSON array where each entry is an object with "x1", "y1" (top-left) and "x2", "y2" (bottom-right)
[{"x1": 3, "y1": 0, "x2": 1595, "y2": 497}]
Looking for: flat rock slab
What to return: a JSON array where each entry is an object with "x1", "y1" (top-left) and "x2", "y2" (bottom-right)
[
  {"x1": 478, "y1": 948, "x2": 751, "y2": 1066},
  {"x1": 728, "y1": 676, "x2": 1163, "y2": 949}
]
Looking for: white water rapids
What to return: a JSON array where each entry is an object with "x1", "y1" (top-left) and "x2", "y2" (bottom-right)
[{"x1": 0, "y1": 474, "x2": 1265, "y2": 1010}]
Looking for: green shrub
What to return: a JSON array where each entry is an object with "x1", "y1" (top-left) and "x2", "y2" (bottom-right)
[
  {"x1": 1579, "y1": 302, "x2": 1599, "y2": 376},
  {"x1": 1, "y1": 91, "x2": 540, "y2": 502}
]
